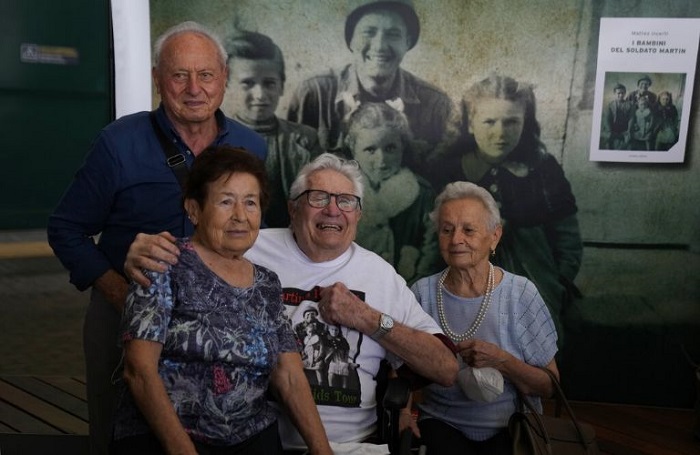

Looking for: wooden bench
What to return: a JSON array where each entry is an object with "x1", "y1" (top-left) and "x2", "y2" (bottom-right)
[{"x1": 0, "y1": 376, "x2": 88, "y2": 455}]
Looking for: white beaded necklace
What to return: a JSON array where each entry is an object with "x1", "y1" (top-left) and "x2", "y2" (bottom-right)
[{"x1": 436, "y1": 262, "x2": 495, "y2": 342}]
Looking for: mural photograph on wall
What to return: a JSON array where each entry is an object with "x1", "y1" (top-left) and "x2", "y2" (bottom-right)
[
  {"x1": 590, "y1": 17, "x2": 700, "y2": 163},
  {"x1": 149, "y1": 0, "x2": 585, "y2": 315}
]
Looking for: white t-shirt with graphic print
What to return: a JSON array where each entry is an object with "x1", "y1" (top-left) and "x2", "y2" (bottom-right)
[{"x1": 245, "y1": 228, "x2": 442, "y2": 449}]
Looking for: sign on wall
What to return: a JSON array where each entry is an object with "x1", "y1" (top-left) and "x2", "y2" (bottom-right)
[{"x1": 589, "y1": 17, "x2": 700, "y2": 163}]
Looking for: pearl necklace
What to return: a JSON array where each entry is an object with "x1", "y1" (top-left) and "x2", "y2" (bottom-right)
[{"x1": 436, "y1": 262, "x2": 495, "y2": 342}]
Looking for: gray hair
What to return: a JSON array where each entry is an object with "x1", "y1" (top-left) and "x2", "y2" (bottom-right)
[
  {"x1": 288, "y1": 153, "x2": 365, "y2": 202},
  {"x1": 152, "y1": 21, "x2": 228, "y2": 69},
  {"x1": 429, "y1": 181, "x2": 501, "y2": 231}
]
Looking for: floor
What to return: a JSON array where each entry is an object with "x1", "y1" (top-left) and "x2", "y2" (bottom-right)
[{"x1": 0, "y1": 242, "x2": 87, "y2": 376}]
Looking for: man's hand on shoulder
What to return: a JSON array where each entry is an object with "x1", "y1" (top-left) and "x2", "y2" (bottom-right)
[{"x1": 124, "y1": 232, "x2": 179, "y2": 287}]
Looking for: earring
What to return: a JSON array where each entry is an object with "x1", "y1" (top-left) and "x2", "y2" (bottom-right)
[{"x1": 490, "y1": 249, "x2": 496, "y2": 257}]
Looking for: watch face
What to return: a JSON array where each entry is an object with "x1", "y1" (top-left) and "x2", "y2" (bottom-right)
[{"x1": 381, "y1": 314, "x2": 394, "y2": 330}]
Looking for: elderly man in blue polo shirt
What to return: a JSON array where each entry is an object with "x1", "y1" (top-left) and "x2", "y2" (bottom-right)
[
  {"x1": 287, "y1": 0, "x2": 452, "y2": 177},
  {"x1": 47, "y1": 21, "x2": 266, "y2": 455}
]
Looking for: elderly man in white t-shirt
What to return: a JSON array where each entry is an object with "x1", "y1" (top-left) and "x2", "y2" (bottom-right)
[{"x1": 125, "y1": 153, "x2": 458, "y2": 451}]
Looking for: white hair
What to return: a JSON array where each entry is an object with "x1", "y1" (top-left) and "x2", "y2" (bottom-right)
[
  {"x1": 430, "y1": 181, "x2": 501, "y2": 231},
  {"x1": 152, "y1": 21, "x2": 227, "y2": 69},
  {"x1": 288, "y1": 153, "x2": 365, "y2": 202}
]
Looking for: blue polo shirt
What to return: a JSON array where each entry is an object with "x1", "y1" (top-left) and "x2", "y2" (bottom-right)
[{"x1": 47, "y1": 104, "x2": 267, "y2": 291}]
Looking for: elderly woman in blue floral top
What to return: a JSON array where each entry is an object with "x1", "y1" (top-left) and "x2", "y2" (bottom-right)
[{"x1": 111, "y1": 146, "x2": 331, "y2": 455}]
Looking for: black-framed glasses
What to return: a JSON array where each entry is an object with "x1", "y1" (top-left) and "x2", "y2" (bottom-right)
[{"x1": 294, "y1": 189, "x2": 362, "y2": 212}]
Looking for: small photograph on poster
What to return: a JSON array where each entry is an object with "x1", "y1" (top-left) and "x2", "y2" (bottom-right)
[
  {"x1": 598, "y1": 71, "x2": 685, "y2": 153},
  {"x1": 589, "y1": 18, "x2": 700, "y2": 163}
]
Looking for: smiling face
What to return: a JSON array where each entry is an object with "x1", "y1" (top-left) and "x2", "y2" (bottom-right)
[
  {"x1": 289, "y1": 169, "x2": 361, "y2": 262},
  {"x1": 349, "y1": 9, "x2": 411, "y2": 82},
  {"x1": 153, "y1": 32, "x2": 228, "y2": 129},
  {"x1": 351, "y1": 126, "x2": 403, "y2": 187},
  {"x1": 229, "y1": 58, "x2": 283, "y2": 124},
  {"x1": 186, "y1": 172, "x2": 261, "y2": 259},
  {"x1": 469, "y1": 98, "x2": 526, "y2": 163},
  {"x1": 437, "y1": 198, "x2": 501, "y2": 272}
]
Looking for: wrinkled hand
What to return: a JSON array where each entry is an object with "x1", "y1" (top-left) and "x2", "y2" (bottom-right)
[
  {"x1": 317, "y1": 283, "x2": 373, "y2": 330},
  {"x1": 457, "y1": 339, "x2": 511, "y2": 369},
  {"x1": 124, "y1": 231, "x2": 179, "y2": 287}
]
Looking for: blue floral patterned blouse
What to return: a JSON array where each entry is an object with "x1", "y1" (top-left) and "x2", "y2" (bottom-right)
[{"x1": 112, "y1": 238, "x2": 297, "y2": 446}]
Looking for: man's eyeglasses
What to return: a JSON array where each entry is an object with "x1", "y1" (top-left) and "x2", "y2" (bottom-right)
[{"x1": 294, "y1": 189, "x2": 362, "y2": 212}]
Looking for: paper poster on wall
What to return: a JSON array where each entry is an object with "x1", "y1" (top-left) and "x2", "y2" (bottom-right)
[{"x1": 589, "y1": 17, "x2": 700, "y2": 163}]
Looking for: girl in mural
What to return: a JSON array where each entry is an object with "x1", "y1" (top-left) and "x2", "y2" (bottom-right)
[
  {"x1": 225, "y1": 29, "x2": 322, "y2": 228},
  {"x1": 344, "y1": 102, "x2": 440, "y2": 284},
  {"x1": 430, "y1": 75, "x2": 582, "y2": 339},
  {"x1": 654, "y1": 91, "x2": 679, "y2": 151}
]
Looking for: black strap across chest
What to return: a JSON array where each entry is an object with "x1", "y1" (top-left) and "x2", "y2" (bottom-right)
[{"x1": 149, "y1": 111, "x2": 188, "y2": 190}]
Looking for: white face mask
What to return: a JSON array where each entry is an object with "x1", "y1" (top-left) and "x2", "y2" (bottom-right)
[{"x1": 457, "y1": 366, "x2": 504, "y2": 402}]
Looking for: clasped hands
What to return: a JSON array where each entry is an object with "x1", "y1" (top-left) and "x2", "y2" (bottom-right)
[{"x1": 456, "y1": 339, "x2": 511, "y2": 370}]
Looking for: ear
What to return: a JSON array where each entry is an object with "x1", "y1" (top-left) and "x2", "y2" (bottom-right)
[
  {"x1": 491, "y1": 224, "x2": 503, "y2": 251},
  {"x1": 184, "y1": 199, "x2": 200, "y2": 226},
  {"x1": 287, "y1": 200, "x2": 297, "y2": 222},
  {"x1": 152, "y1": 67, "x2": 161, "y2": 94}
]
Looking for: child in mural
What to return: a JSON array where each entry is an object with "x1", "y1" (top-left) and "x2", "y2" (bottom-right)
[
  {"x1": 628, "y1": 94, "x2": 657, "y2": 151},
  {"x1": 225, "y1": 29, "x2": 322, "y2": 227},
  {"x1": 323, "y1": 324, "x2": 357, "y2": 388},
  {"x1": 601, "y1": 83, "x2": 634, "y2": 150},
  {"x1": 428, "y1": 74, "x2": 582, "y2": 341},
  {"x1": 654, "y1": 91, "x2": 679, "y2": 151},
  {"x1": 344, "y1": 102, "x2": 439, "y2": 284}
]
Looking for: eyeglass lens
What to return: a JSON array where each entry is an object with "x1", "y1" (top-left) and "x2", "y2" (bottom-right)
[{"x1": 305, "y1": 190, "x2": 359, "y2": 211}]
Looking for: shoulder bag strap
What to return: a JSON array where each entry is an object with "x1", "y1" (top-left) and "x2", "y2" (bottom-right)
[
  {"x1": 149, "y1": 111, "x2": 189, "y2": 190},
  {"x1": 529, "y1": 367, "x2": 590, "y2": 446}
]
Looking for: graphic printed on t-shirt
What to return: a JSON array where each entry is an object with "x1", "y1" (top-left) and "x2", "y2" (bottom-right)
[{"x1": 282, "y1": 286, "x2": 365, "y2": 407}]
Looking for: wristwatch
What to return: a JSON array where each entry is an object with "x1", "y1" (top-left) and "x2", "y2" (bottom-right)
[{"x1": 370, "y1": 313, "x2": 394, "y2": 341}]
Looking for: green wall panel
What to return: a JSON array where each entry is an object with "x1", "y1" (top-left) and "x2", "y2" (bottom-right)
[{"x1": 0, "y1": 0, "x2": 112, "y2": 229}]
